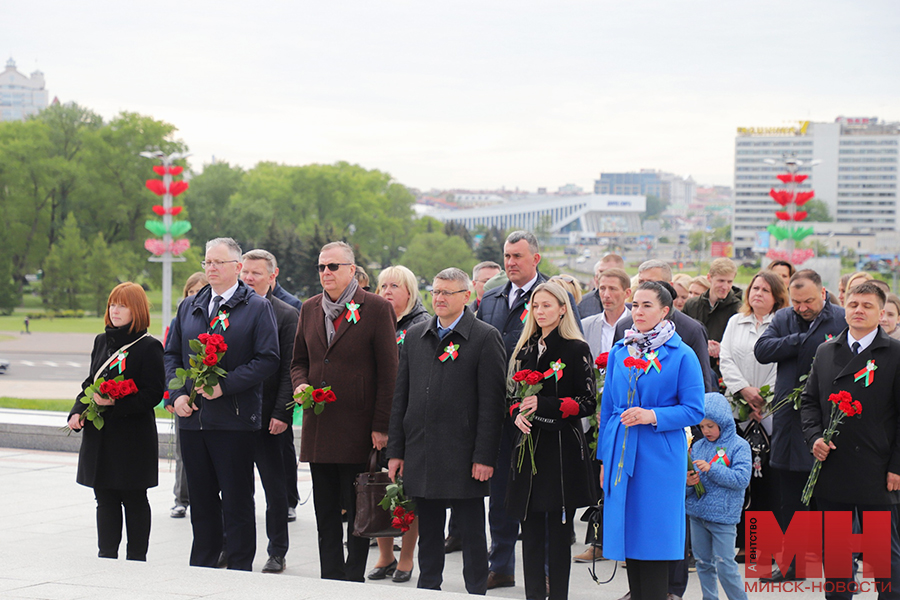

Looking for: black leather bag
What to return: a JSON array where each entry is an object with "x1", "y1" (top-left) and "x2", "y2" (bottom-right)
[
  {"x1": 352, "y1": 450, "x2": 403, "y2": 538},
  {"x1": 741, "y1": 420, "x2": 770, "y2": 476}
]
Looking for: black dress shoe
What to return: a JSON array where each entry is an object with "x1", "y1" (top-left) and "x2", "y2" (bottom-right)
[
  {"x1": 262, "y1": 556, "x2": 285, "y2": 573},
  {"x1": 216, "y1": 550, "x2": 228, "y2": 568},
  {"x1": 367, "y1": 559, "x2": 398, "y2": 580},
  {"x1": 393, "y1": 568, "x2": 413, "y2": 583},
  {"x1": 444, "y1": 536, "x2": 463, "y2": 553}
]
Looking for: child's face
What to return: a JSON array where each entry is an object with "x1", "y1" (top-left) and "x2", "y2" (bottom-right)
[{"x1": 699, "y1": 419, "x2": 721, "y2": 442}]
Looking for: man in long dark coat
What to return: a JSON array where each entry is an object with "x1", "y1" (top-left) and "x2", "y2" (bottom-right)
[
  {"x1": 388, "y1": 267, "x2": 506, "y2": 594},
  {"x1": 801, "y1": 281, "x2": 900, "y2": 599}
]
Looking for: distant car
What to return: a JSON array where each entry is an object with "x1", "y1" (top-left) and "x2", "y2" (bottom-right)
[{"x1": 0, "y1": 358, "x2": 8, "y2": 374}]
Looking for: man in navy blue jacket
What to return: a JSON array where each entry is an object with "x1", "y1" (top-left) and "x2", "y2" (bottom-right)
[{"x1": 165, "y1": 237, "x2": 280, "y2": 571}]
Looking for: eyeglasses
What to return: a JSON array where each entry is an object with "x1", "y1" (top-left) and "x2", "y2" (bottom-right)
[
  {"x1": 317, "y1": 262, "x2": 353, "y2": 273},
  {"x1": 552, "y1": 275, "x2": 577, "y2": 284},
  {"x1": 201, "y1": 260, "x2": 239, "y2": 269},
  {"x1": 432, "y1": 289, "x2": 468, "y2": 298}
]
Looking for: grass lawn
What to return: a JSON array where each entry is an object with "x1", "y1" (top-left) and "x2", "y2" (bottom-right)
[{"x1": 0, "y1": 397, "x2": 174, "y2": 419}]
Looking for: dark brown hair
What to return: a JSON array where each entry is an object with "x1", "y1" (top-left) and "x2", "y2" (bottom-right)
[{"x1": 740, "y1": 270, "x2": 788, "y2": 316}]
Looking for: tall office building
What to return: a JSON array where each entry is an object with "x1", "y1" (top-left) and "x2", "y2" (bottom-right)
[
  {"x1": 1, "y1": 58, "x2": 49, "y2": 121},
  {"x1": 732, "y1": 117, "x2": 899, "y2": 256},
  {"x1": 594, "y1": 169, "x2": 696, "y2": 217}
]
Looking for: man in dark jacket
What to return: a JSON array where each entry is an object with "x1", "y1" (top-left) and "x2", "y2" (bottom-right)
[
  {"x1": 681, "y1": 257, "x2": 742, "y2": 378},
  {"x1": 240, "y1": 249, "x2": 300, "y2": 574},
  {"x1": 388, "y1": 267, "x2": 506, "y2": 594},
  {"x1": 755, "y1": 269, "x2": 846, "y2": 581},
  {"x1": 165, "y1": 237, "x2": 280, "y2": 571},
  {"x1": 290, "y1": 241, "x2": 398, "y2": 583},
  {"x1": 273, "y1": 281, "x2": 303, "y2": 311},
  {"x1": 800, "y1": 281, "x2": 900, "y2": 596}
]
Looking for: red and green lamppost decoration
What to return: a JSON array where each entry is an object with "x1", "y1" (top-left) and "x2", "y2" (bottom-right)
[
  {"x1": 140, "y1": 151, "x2": 192, "y2": 337},
  {"x1": 765, "y1": 155, "x2": 817, "y2": 265}
]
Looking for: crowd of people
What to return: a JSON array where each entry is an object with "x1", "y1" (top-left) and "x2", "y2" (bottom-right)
[{"x1": 66, "y1": 231, "x2": 900, "y2": 600}]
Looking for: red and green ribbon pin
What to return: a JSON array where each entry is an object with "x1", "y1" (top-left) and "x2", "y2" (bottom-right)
[
  {"x1": 110, "y1": 351, "x2": 128, "y2": 374},
  {"x1": 854, "y1": 360, "x2": 877, "y2": 387},
  {"x1": 439, "y1": 342, "x2": 459, "y2": 362},
  {"x1": 519, "y1": 303, "x2": 530, "y2": 324},
  {"x1": 712, "y1": 447, "x2": 731, "y2": 467},
  {"x1": 210, "y1": 311, "x2": 230, "y2": 331},
  {"x1": 644, "y1": 350, "x2": 662, "y2": 374},
  {"x1": 345, "y1": 301, "x2": 360, "y2": 324},
  {"x1": 826, "y1": 334, "x2": 834, "y2": 341},
  {"x1": 544, "y1": 359, "x2": 565, "y2": 381},
  {"x1": 396, "y1": 330, "x2": 406, "y2": 345}
]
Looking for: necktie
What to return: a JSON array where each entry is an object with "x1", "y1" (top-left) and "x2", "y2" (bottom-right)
[
  {"x1": 210, "y1": 296, "x2": 223, "y2": 321},
  {"x1": 851, "y1": 341, "x2": 861, "y2": 355},
  {"x1": 510, "y1": 288, "x2": 521, "y2": 310}
]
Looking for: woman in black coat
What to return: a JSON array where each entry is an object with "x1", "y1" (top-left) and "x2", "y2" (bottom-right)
[
  {"x1": 507, "y1": 282, "x2": 598, "y2": 600},
  {"x1": 68, "y1": 282, "x2": 165, "y2": 561}
]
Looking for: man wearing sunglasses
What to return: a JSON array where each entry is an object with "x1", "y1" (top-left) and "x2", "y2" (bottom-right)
[{"x1": 290, "y1": 241, "x2": 399, "y2": 583}]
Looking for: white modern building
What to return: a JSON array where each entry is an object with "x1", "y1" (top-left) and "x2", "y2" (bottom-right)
[
  {"x1": 732, "y1": 116, "x2": 899, "y2": 256},
  {"x1": 426, "y1": 194, "x2": 646, "y2": 240},
  {"x1": 594, "y1": 169, "x2": 696, "y2": 217},
  {"x1": 0, "y1": 58, "x2": 49, "y2": 121}
]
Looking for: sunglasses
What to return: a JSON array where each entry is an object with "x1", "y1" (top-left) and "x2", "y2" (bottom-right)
[{"x1": 317, "y1": 262, "x2": 353, "y2": 273}]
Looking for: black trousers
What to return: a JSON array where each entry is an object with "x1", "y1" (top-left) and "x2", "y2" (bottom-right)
[
  {"x1": 772, "y1": 467, "x2": 812, "y2": 530},
  {"x1": 281, "y1": 429, "x2": 299, "y2": 508},
  {"x1": 417, "y1": 497, "x2": 489, "y2": 594},
  {"x1": 521, "y1": 509, "x2": 575, "y2": 600},
  {"x1": 815, "y1": 499, "x2": 900, "y2": 600},
  {"x1": 254, "y1": 428, "x2": 289, "y2": 557},
  {"x1": 309, "y1": 462, "x2": 369, "y2": 582},
  {"x1": 626, "y1": 559, "x2": 670, "y2": 600},
  {"x1": 180, "y1": 429, "x2": 257, "y2": 571},
  {"x1": 667, "y1": 519, "x2": 689, "y2": 597},
  {"x1": 94, "y1": 488, "x2": 151, "y2": 560}
]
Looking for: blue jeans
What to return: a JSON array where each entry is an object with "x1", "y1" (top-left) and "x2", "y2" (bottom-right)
[{"x1": 689, "y1": 517, "x2": 747, "y2": 600}]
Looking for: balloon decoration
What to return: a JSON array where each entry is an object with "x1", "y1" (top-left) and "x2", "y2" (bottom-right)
[
  {"x1": 144, "y1": 161, "x2": 191, "y2": 257},
  {"x1": 766, "y1": 170, "x2": 815, "y2": 265}
]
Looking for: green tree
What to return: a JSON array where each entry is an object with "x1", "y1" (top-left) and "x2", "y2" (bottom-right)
[
  {"x1": 476, "y1": 226, "x2": 506, "y2": 263},
  {"x1": 400, "y1": 232, "x2": 477, "y2": 283},
  {"x1": 643, "y1": 194, "x2": 669, "y2": 221},
  {"x1": 444, "y1": 221, "x2": 473, "y2": 248},
  {"x1": 42, "y1": 213, "x2": 87, "y2": 309},
  {"x1": 804, "y1": 199, "x2": 833, "y2": 222},
  {"x1": 84, "y1": 233, "x2": 120, "y2": 316},
  {"x1": 0, "y1": 252, "x2": 19, "y2": 315},
  {"x1": 688, "y1": 230, "x2": 708, "y2": 254},
  {"x1": 183, "y1": 161, "x2": 248, "y2": 245},
  {"x1": 711, "y1": 224, "x2": 731, "y2": 242}
]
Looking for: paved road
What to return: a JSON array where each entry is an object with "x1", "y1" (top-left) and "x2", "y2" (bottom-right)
[{"x1": 0, "y1": 351, "x2": 90, "y2": 381}]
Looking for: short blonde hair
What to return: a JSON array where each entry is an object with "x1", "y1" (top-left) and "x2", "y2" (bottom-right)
[
  {"x1": 549, "y1": 274, "x2": 583, "y2": 305},
  {"x1": 691, "y1": 276, "x2": 711, "y2": 291},
  {"x1": 708, "y1": 258, "x2": 737, "y2": 278},
  {"x1": 672, "y1": 273, "x2": 693, "y2": 291},
  {"x1": 846, "y1": 271, "x2": 873, "y2": 294},
  {"x1": 377, "y1": 265, "x2": 419, "y2": 320},
  {"x1": 105, "y1": 282, "x2": 151, "y2": 333}
]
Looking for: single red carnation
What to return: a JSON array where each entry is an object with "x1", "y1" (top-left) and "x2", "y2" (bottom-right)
[
  {"x1": 323, "y1": 390, "x2": 337, "y2": 403},
  {"x1": 559, "y1": 397, "x2": 579, "y2": 419},
  {"x1": 313, "y1": 388, "x2": 326, "y2": 403},
  {"x1": 633, "y1": 359, "x2": 649, "y2": 371},
  {"x1": 624, "y1": 357, "x2": 635, "y2": 368},
  {"x1": 852, "y1": 400, "x2": 862, "y2": 414},
  {"x1": 202, "y1": 353, "x2": 218, "y2": 366},
  {"x1": 525, "y1": 371, "x2": 544, "y2": 386},
  {"x1": 512, "y1": 370, "x2": 530, "y2": 383},
  {"x1": 595, "y1": 353, "x2": 609, "y2": 369},
  {"x1": 840, "y1": 390, "x2": 853, "y2": 403},
  {"x1": 829, "y1": 393, "x2": 840, "y2": 404}
]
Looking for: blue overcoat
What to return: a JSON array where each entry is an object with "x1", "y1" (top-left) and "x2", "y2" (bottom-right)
[{"x1": 597, "y1": 331, "x2": 705, "y2": 560}]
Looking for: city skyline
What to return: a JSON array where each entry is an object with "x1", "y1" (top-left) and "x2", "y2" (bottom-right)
[{"x1": 3, "y1": 0, "x2": 898, "y2": 191}]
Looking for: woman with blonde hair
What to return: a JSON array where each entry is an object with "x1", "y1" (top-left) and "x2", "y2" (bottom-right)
[
  {"x1": 688, "y1": 276, "x2": 710, "y2": 299},
  {"x1": 368, "y1": 265, "x2": 429, "y2": 583},
  {"x1": 506, "y1": 282, "x2": 597, "y2": 600},
  {"x1": 550, "y1": 274, "x2": 584, "y2": 306},
  {"x1": 845, "y1": 271, "x2": 873, "y2": 296},
  {"x1": 671, "y1": 274, "x2": 693, "y2": 311},
  {"x1": 68, "y1": 282, "x2": 165, "y2": 560}
]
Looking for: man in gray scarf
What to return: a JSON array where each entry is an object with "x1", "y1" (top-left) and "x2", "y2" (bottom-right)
[{"x1": 290, "y1": 241, "x2": 399, "y2": 582}]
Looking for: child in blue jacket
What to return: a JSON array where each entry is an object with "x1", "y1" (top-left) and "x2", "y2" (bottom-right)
[{"x1": 686, "y1": 393, "x2": 751, "y2": 600}]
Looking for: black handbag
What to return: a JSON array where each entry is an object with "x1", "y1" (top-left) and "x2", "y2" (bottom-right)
[
  {"x1": 741, "y1": 420, "x2": 770, "y2": 478},
  {"x1": 352, "y1": 450, "x2": 403, "y2": 538}
]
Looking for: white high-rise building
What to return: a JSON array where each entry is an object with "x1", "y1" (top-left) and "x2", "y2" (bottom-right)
[
  {"x1": 0, "y1": 58, "x2": 49, "y2": 121},
  {"x1": 732, "y1": 117, "x2": 899, "y2": 256}
]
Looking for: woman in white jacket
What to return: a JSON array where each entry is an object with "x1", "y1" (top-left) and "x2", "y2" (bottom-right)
[{"x1": 718, "y1": 269, "x2": 788, "y2": 561}]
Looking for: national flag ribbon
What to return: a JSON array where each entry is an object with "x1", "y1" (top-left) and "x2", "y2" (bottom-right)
[
  {"x1": 826, "y1": 334, "x2": 834, "y2": 341},
  {"x1": 644, "y1": 350, "x2": 662, "y2": 374},
  {"x1": 345, "y1": 302, "x2": 360, "y2": 324},
  {"x1": 544, "y1": 359, "x2": 565, "y2": 381},
  {"x1": 853, "y1": 360, "x2": 877, "y2": 387},
  {"x1": 110, "y1": 351, "x2": 128, "y2": 374},
  {"x1": 520, "y1": 303, "x2": 530, "y2": 324},
  {"x1": 439, "y1": 342, "x2": 459, "y2": 362},
  {"x1": 712, "y1": 447, "x2": 731, "y2": 467},
  {"x1": 210, "y1": 310, "x2": 230, "y2": 331},
  {"x1": 396, "y1": 330, "x2": 407, "y2": 345}
]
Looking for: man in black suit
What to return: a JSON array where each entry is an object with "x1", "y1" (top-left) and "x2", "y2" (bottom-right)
[{"x1": 800, "y1": 281, "x2": 900, "y2": 599}]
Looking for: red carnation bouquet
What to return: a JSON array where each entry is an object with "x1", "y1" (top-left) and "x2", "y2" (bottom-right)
[
  {"x1": 287, "y1": 385, "x2": 336, "y2": 416},
  {"x1": 76, "y1": 376, "x2": 139, "y2": 430},
  {"x1": 168, "y1": 333, "x2": 228, "y2": 406},
  {"x1": 510, "y1": 369, "x2": 545, "y2": 474},
  {"x1": 615, "y1": 355, "x2": 649, "y2": 486},
  {"x1": 379, "y1": 478, "x2": 416, "y2": 533},
  {"x1": 801, "y1": 390, "x2": 862, "y2": 505}
]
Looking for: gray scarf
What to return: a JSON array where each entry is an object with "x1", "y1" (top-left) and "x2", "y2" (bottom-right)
[
  {"x1": 322, "y1": 278, "x2": 359, "y2": 346},
  {"x1": 623, "y1": 319, "x2": 676, "y2": 354}
]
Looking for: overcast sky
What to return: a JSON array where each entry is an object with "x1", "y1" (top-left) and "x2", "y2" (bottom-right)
[{"x1": 4, "y1": 1, "x2": 898, "y2": 192}]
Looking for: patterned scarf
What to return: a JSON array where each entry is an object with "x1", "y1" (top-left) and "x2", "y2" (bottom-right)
[
  {"x1": 623, "y1": 319, "x2": 676, "y2": 354},
  {"x1": 322, "y1": 278, "x2": 359, "y2": 346}
]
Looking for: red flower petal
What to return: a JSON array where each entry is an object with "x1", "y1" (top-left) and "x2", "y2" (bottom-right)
[{"x1": 559, "y1": 397, "x2": 579, "y2": 419}]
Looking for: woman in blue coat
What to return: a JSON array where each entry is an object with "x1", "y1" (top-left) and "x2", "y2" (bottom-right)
[{"x1": 597, "y1": 282, "x2": 705, "y2": 600}]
